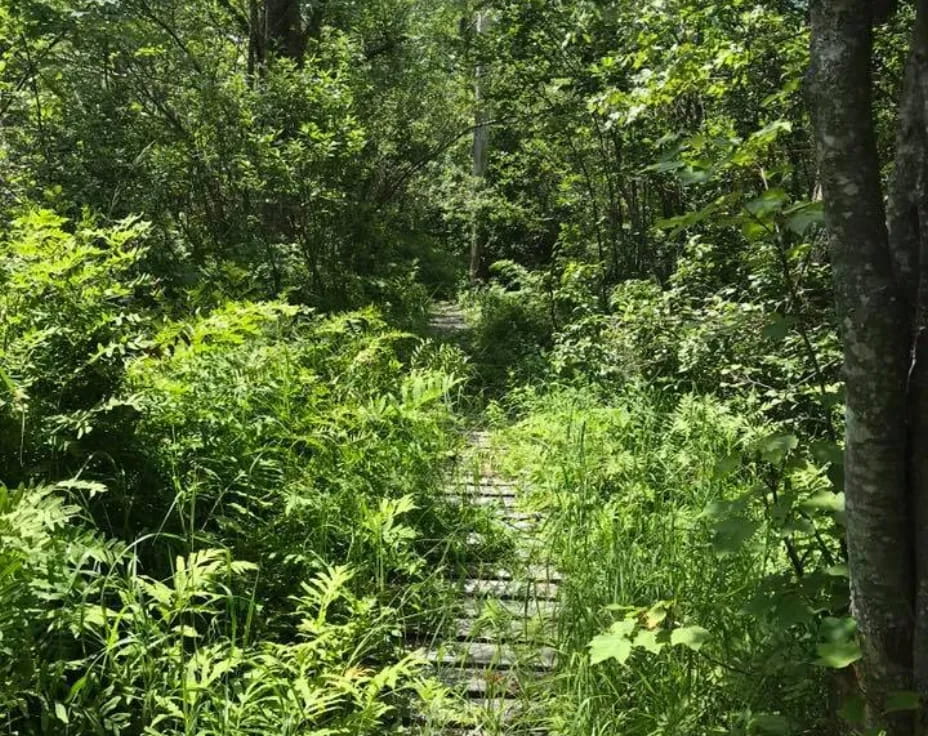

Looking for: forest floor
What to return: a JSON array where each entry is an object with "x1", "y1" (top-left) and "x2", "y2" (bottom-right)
[{"x1": 414, "y1": 304, "x2": 560, "y2": 735}]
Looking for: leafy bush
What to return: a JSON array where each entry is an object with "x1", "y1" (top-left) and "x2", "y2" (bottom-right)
[
  {"x1": 0, "y1": 480, "x2": 118, "y2": 727},
  {"x1": 1, "y1": 279, "x2": 475, "y2": 733},
  {"x1": 462, "y1": 261, "x2": 556, "y2": 393}
]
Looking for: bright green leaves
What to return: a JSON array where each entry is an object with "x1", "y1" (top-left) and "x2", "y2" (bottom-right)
[
  {"x1": 815, "y1": 617, "x2": 860, "y2": 668},
  {"x1": 801, "y1": 490, "x2": 845, "y2": 513},
  {"x1": 633, "y1": 628, "x2": 664, "y2": 654},
  {"x1": 589, "y1": 602, "x2": 708, "y2": 666},
  {"x1": 589, "y1": 619, "x2": 636, "y2": 665},
  {"x1": 669, "y1": 625, "x2": 710, "y2": 651},
  {"x1": 815, "y1": 641, "x2": 861, "y2": 669}
]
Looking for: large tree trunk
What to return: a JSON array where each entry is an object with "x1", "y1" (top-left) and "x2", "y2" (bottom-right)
[
  {"x1": 251, "y1": 0, "x2": 307, "y2": 67},
  {"x1": 265, "y1": 0, "x2": 305, "y2": 61},
  {"x1": 809, "y1": 0, "x2": 928, "y2": 731},
  {"x1": 469, "y1": 9, "x2": 491, "y2": 283}
]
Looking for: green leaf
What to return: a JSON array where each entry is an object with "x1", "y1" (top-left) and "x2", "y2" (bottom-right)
[
  {"x1": 633, "y1": 628, "x2": 665, "y2": 654},
  {"x1": 838, "y1": 694, "x2": 866, "y2": 725},
  {"x1": 670, "y1": 625, "x2": 710, "y2": 651},
  {"x1": 590, "y1": 631, "x2": 633, "y2": 665},
  {"x1": 711, "y1": 515, "x2": 761, "y2": 554},
  {"x1": 54, "y1": 703, "x2": 69, "y2": 725},
  {"x1": 713, "y1": 453, "x2": 741, "y2": 479},
  {"x1": 0, "y1": 365, "x2": 15, "y2": 396},
  {"x1": 755, "y1": 432, "x2": 798, "y2": 464},
  {"x1": 780, "y1": 518, "x2": 815, "y2": 535},
  {"x1": 609, "y1": 618, "x2": 637, "y2": 638},
  {"x1": 643, "y1": 601, "x2": 670, "y2": 629},
  {"x1": 810, "y1": 439, "x2": 843, "y2": 467},
  {"x1": 801, "y1": 491, "x2": 845, "y2": 513},
  {"x1": 644, "y1": 158, "x2": 686, "y2": 174},
  {"x1": 751, "y1": 119, "x2": 793, "y2": 142},
  {"x1": 762, "y1": 313, "x2": 794, "y2": 343},
  {"x1": 815, "y1": 641, "x2": 861, "y2": 669},
  {"x1": 751, "y1": 713, "x2": 791, "y2": 735},
  {"x1": 745, "y1": 188, "x2": 789, "y2": 218},
  {"x1": 885, "y1": 691, "x2": 920, "y2": 713},
  {"x1": 654, "y1": 199, "x2": 724, "y2": 236},
  {"x1": 820, "y1": 616, "x2": 857, "y2": 642},
  {"x1": 785, "y1": 201, "x2": 824, "y2": 235},
  {"x1": 770, "y1": 593, "x2": 813, "y2": 628}
]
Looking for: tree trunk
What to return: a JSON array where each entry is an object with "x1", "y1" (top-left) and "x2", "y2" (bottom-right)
[
  {"x1": 469, "y1": 9, "x2": 491, "y2": 283},
  {"x1": 252, "y1": 0, "x2": 306, "y2": 67},
  {"x1": 809, "y1": 0, "x2": 928, "y2": 731}
]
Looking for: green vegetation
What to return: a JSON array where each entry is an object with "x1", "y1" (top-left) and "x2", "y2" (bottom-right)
[
  {"x1": 490, "y1": 385, "x2": 844, "y2": 734},
  {"x1": 1, "y1": 0, "x2": 927, "y2": 733}
]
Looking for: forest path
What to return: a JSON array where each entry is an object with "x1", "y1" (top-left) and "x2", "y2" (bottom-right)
[{"x1": 416, "y1": 302, "x2": 560, "y2": 735}]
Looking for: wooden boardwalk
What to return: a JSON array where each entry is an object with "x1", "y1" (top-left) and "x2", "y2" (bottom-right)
[{"x1": 416, "y1": 304, "x2": 560, "y2": 734}]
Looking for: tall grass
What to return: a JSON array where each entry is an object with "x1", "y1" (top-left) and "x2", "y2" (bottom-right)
[{"x1": 493, "y1": 384, "x2": 843, "y2": 735}]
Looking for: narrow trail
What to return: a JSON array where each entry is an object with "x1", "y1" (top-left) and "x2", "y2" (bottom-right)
[{"x1": 416, "y1": 303, "x2": 561, "y2": 735}]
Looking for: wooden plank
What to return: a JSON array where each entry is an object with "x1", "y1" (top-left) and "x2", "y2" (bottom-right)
[
  {"x1": 444, "y1": 494, "x2": 518, "y2": 507},
  {"x1": 450, "y1": 617, "x2": 555, "y2": 643},
  {"x1": 459, "y1": 564, "x2": 563, "y2": 583},
  {"x1": 444, "y1": 482, "x2": 519, "y2": 496},
  {"x1": 459, "y1": 597, "x2": 558, "y2": 619},
  {"x1": 424, "y1": 642, "x2": 557, "y2": 670},
  {"x1": 460, "y1": 578, "x2": 559, "y2": 600},
  {"x1": 435, "y1": 667, "x2": 521, "y2": 696}
]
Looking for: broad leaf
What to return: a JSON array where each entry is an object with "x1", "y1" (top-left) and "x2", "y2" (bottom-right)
[
  {"x1": 711, "y1": 516, "x2": 761, "y2": 554},
  {"x1": 815, "y1": 641, "x2": 861, "y2": 669},
  {"x1": 670, "y1": 625, "x2": 710, "y2": 651},
  {"x1": 885, "y1": 691, "x2": 920, "y2": 713},
  {"x1": 801, "y1": 491, "x2": 845, "y2": 513},
  {"x1": 633, "y1": 628, "x2": 665, "y2": 654},
  {"x1": 785, "y1": 201, "x2": 824, "y2": 235},
  {"x1": 590, "y1": 631, "x2": 633, "y2": 665},
  {"x1": 751, "y1": 713, "x2": 791, "y2": 735},
  {"x1": 755, "y1": 433, "x2": 798, "y2": 464}
]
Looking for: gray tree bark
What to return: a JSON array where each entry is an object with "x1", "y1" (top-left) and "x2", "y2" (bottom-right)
[
  {"x1": 469, "y1": 9, "x2": 491, "y2": 283},
  {"x1": 809, "y1": 0, "x2": 928, "y2": 731}
]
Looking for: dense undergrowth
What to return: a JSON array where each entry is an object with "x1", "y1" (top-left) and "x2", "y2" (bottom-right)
[
  {"x1": 0, "y1": 208, "x2": 853, "y2": 734},
  {"x1": 0, "y1": 211, "x2": 489, "y2": 734},
  {"x1": 460, "y1": 263, "x2": 851, "y2": 734},
  {"x1": 492, "y1": 386, "x2": 844, "y2": 735}
]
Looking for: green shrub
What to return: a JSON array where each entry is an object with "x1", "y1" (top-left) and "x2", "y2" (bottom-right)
[
  {"x1": 462, "y1": 261, "x2": 555, "y2": 393},
  {"x1": 0, "y1": 480, "x2": 119, "y2": 727},
  {"x1": 0, "y1": 209, "x2": 152, "y2": 485}
]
